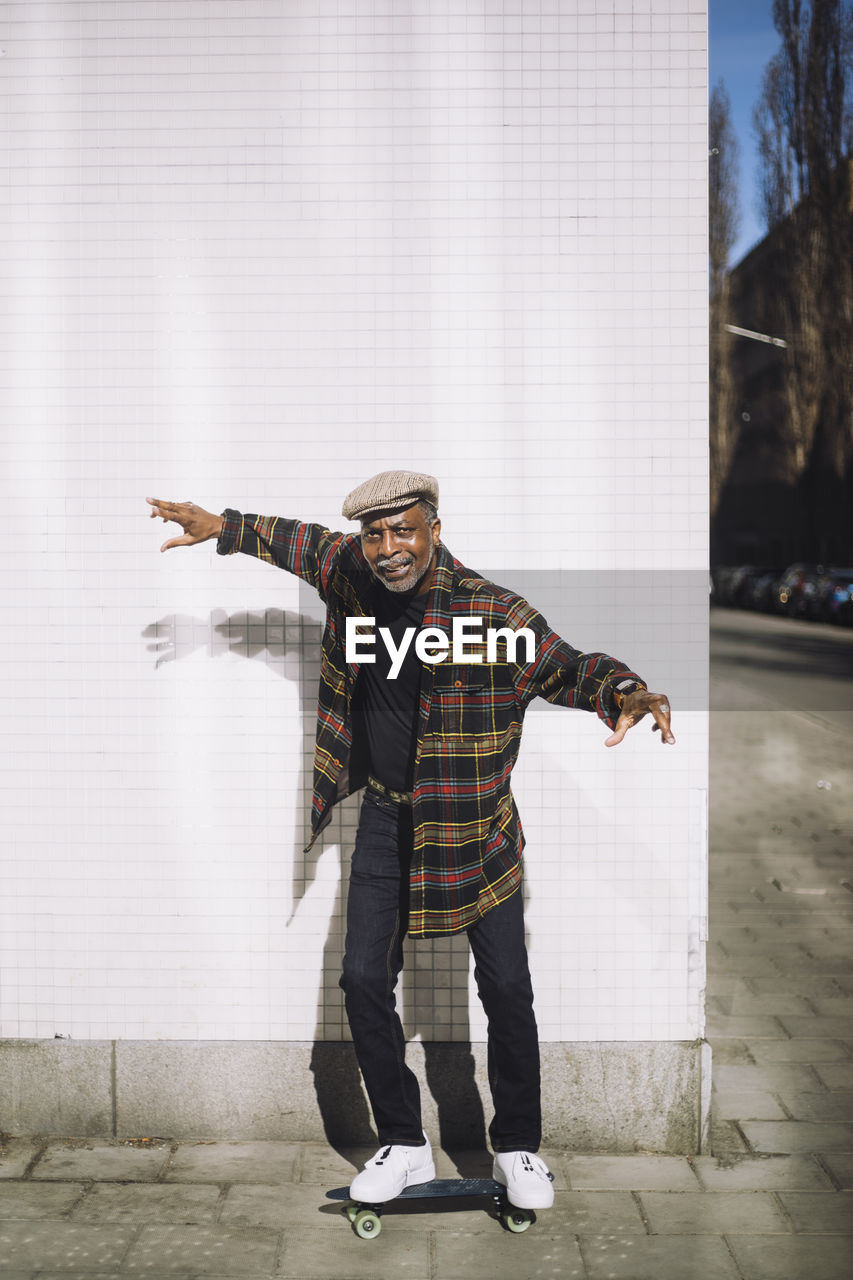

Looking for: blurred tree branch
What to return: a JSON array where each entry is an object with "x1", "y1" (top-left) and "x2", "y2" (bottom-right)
[{"x1": 753, "y1": 0, "x2": 853, "y2": 492}]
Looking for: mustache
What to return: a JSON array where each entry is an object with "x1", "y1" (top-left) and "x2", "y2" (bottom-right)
[{"x1": 376, "y1": 555, "x2": 414, "y2": 570}]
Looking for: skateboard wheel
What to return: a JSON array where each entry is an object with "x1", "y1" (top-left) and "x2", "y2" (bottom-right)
[
  {"x1": 504, "y1": 1208, "x2": 533, "y2": 1233},
  {"x1": 353, "y1": 1208, "x2": 382, "y2": 1239},
  {"x1": 344, "y1": 1204, "x2": 360, "y2": 1224}
]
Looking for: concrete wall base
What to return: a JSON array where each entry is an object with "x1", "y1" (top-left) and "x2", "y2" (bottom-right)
[{"x1": 0, "y1": 1039, "x2": 710, "y2": 1155}]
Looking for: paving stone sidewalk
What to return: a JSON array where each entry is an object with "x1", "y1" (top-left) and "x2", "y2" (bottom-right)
[{"x1": 1, "y1": 705, "x2": 852, "y2": 1278}]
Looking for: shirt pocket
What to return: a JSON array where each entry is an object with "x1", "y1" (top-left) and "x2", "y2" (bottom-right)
[{"x1": 431, "y1": 669, "x2": 495, "y2": 738}]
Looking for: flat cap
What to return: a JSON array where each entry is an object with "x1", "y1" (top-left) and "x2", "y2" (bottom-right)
[{"x1": 341, "y1": 469, "x2": 439, "y2": 521}]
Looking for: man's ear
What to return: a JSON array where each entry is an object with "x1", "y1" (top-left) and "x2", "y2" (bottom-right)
[{"x1": 432, "y1": 518, "x2": 441, "y2": 545}]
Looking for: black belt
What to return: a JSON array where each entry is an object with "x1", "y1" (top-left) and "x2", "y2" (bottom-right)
[{"x1": 366, "y1": 774, "x2": 414, "y2": 805}]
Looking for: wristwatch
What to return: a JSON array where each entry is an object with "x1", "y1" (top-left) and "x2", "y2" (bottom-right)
[{"x1": 613, "y1": 678, "x2": 646, "y2": 710}]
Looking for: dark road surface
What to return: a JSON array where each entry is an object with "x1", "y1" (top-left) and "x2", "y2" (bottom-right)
[{"x1": 711, "y1": 606, "x2": 853, "y2": 738}]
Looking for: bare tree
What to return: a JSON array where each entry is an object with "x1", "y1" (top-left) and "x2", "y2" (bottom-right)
[
  {"x1": 709, "y1": 81, "x2": 741, "y2": 517},
  {"x1": 753, "y1": 0, "x2": 853, "y2": 518}
]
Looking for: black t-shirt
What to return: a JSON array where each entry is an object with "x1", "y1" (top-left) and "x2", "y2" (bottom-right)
[{"x1": 352, "y1": 586, "x2": 428, "y2": 791}]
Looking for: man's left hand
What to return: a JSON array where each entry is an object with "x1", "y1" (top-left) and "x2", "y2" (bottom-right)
[{"x1": 604, "y1": 690, "x2": 675, "y2": 747}]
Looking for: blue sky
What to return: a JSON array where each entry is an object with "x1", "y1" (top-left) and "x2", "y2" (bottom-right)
[{"x1": 709, "y1": 0, "x2": 782, "y2": 264}]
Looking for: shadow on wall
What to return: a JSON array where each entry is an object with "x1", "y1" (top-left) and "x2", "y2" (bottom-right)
[{"x1": 142, "y1": 607, "x2": 488, "y2": 1160}]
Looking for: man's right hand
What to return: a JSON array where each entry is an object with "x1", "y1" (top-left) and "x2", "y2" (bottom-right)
[{"x1": 146, "y1": 498, "x2": 224, "y2": 552}]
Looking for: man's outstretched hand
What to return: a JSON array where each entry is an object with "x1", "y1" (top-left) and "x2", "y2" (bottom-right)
[
  {"x1": 146, "y1": 498, "x2": 224, "y2": 552},
  {"x1": 604, "y1": 689, "x2": 675, "y2": 747}
]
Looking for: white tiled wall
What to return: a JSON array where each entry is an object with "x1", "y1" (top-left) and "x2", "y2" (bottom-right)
[{"x1": 0, "y1": 0, "x2": 708, "y2": 1045}]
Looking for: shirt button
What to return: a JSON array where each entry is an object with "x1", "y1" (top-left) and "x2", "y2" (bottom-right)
[{"x1": 454, "y1": 680, "x2": 463, "y2": 688}]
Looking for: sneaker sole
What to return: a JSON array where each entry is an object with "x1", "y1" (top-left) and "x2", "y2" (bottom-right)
[{"x1": 404, "y1": 1161, "x2": 436, "y2": 1188}]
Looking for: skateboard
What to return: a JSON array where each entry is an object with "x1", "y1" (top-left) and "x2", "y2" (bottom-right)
[{"x1": 327, "y1": 1176, "x2": 537, "y2": 1238}]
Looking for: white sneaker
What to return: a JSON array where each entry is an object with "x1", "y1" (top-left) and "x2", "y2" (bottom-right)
[
  {"x1": 349, "y1": 1140, "x2": 436, "y2": 1201},
  {"x1": 493, "y1": 1151, "x2": 555, "y2": 1210}
]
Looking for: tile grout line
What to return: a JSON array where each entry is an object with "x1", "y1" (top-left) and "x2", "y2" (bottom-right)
[{"x1": 110, "y1": 1040, "x2": 118, "y2": 1139}]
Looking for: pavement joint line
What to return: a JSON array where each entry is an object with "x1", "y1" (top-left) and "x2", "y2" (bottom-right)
[
  {"x1": 630, "y1": 1189, "x2": 651, "y2": 1234},
  {"x1": 721, "y1": 1230, "x2": 748, "y2": 1279},
  {"x1": 730, "y1": 1121, "x2": 752, "y2": 1153},
  {"x1": 775, "y1": 1094, "x2": 796, "y2": 1121},
  {"x1": 575, "y1": 1232, "x2": 593, "y2": 1278},
  {"x1": 813, "y1": 1153, "x2": 845, "y2": 1191},
  {"x1": 64, "y1": 1181, "x2": 94, "y2": 1217},
  {"x1": 21, "y1": 1139, "x2": 48, "y2": 1181},
  {"x1": 156, "y1": 1141, "x2": 180, "y2": 1183},
  {"x1": 770, "y1": 1188, "x2": 798, "y2": 1233},
  {"x1": 428, "y1": 1226, "x2": 437, "y2": 1280},
  {"x1": 118, "y1": 1219, "x2": 144, "y2": 1274},
  {"x1": 272, "y1": 1219, "x2": 287, "y2": 1276},
  {"x1": 213, "y1": 1183, "x2": 229, "y2": 1223}
]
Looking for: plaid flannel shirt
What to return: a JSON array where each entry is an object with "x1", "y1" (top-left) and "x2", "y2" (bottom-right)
[{"x1": 218, "y1": 510, "x2": 645, "y2": 938}]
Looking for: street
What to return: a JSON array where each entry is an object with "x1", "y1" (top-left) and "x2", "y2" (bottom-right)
[{"x1": 711, "y1": 606, "x2": 853, "y2": 736}]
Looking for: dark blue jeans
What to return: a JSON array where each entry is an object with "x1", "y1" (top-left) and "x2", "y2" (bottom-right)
[{"x1": 339, "y1": 791, "x2": 541, "y2": 1152}]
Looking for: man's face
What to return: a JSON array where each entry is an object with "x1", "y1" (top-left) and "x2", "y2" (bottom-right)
[{"x1": 360, "y1": 503, "x2": 442, "y2": 595}]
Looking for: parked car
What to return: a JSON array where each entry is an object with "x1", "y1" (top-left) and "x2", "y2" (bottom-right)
[
  {"x1": 732, "y1": 566, "x2": 779, "y2": 609},
  {"x1": 817, "y1": 568, "x2": 853, "y2": 625},
  {"x1": 773, "y1": 563, "x2": 824, "y2": 617},
  {"x1": 797, "y1": 567, "x2": 830, "y2": 619},
  {"x1": 745, "y1": 569, "x2": 782, "y2": 613},
  {"x1": 712, "y1": 565, "x2": 773, "y2": 608}
]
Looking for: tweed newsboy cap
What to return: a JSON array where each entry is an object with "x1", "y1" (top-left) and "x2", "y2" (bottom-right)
[{"x1": 341, "y1": 469, "x2": 439, "y2": 521}]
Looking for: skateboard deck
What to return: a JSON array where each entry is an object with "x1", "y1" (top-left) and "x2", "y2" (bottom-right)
[{"x1": 327, "y1": 1176, "x2": 536, "y2": 1238}]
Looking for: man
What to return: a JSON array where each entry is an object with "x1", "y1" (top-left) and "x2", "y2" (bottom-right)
[{"x1": 146, "y1": 471, "x2": 674, "y2": 1211}]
